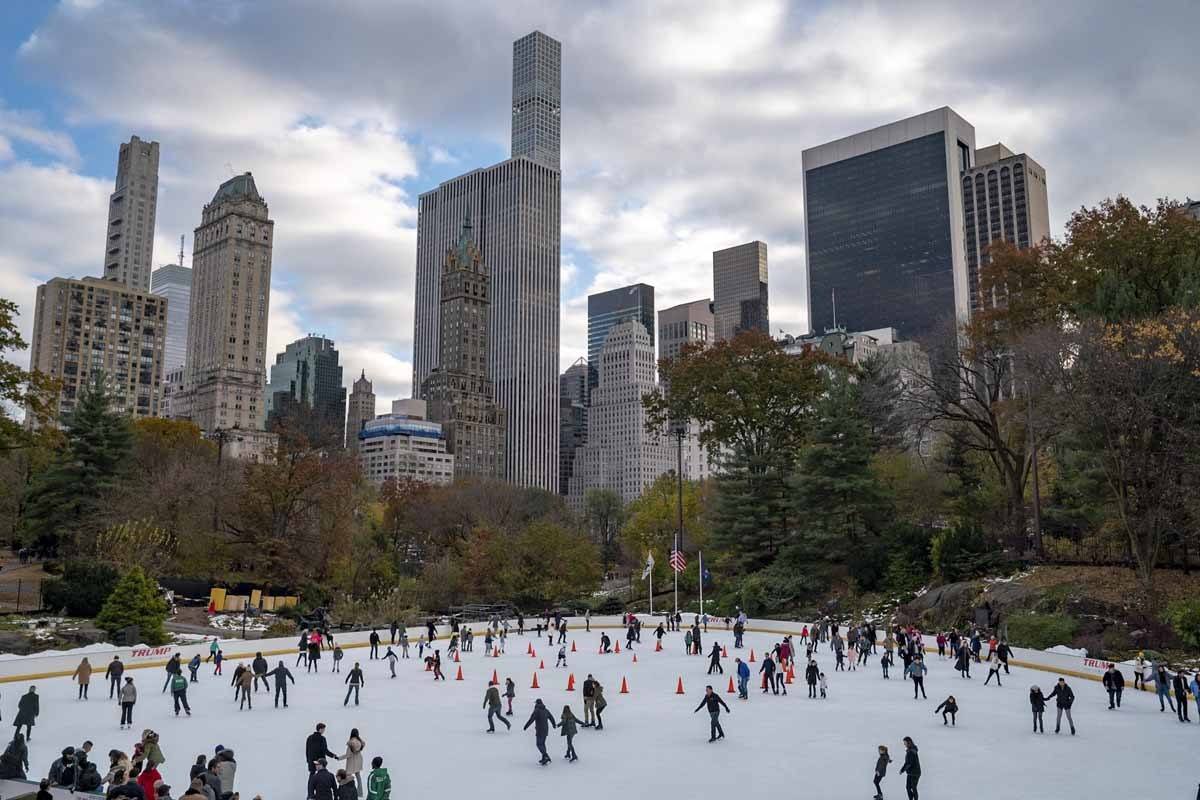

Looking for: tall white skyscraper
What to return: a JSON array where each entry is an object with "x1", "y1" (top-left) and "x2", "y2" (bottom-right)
[
  {"x1": 412, "y1": 31, "x2": 562, "y2": 491},
  {"x1": 150, "y1": 262, "x2": 191, "y2": 377},
  {"x1": 102, "y1": 136, "x2": 159, "y2": 291}
]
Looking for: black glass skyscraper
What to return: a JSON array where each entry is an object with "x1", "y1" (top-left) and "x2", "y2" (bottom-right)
[{"x1": 587, "y1": 283, "x2": 655, "y2": 390}]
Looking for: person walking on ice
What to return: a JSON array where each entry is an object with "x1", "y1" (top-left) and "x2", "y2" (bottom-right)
[
  {"x1": 1046, "y1": 677, "x2": 1076, "y2": 735},
  {"x1": 559, "y1": 705, "x2": 579, "y2": 762},
  {"x1": 504, "y1": 677, "x2": 516, "y2": 716},
  {"x1": 523, "y1": 699, "x2": 557, "y2": 765},
  {"x1": 72, "y1": 657, "x2": 93, "y2": 700},
  {"x1": 484, "y1": 681, "x2": 510, "y2": 732},
  {"x1": 708, "y1": 642, "x2": 723, "y2": 675},
  {"x1": 106, "y1": 656, "x2": 124, "y2": 700},
  {"x1": 873, "y1": 745, "x2": 892, "y2": 800},
  {"x1": 934, "y1": 695, "x2": 957, "y2": 726},
  {"x1": 1103, "y1": 663, "x2": 1124, "y2": 709},
  {"x1": 118, "y1": 678, "x2": 136, "y2": 729},
  {"x1": 736, "y1": 658, "x2": 750, "y2": 700},
  {"x1": 269, "y1": 661, "x2": 295, "y2": 708},
  {"x1": 344, "y1": 662, "x2": 365, "y2": 707},
  {"x1": 906, "y1": 657, "x2": 927, "y2": 699},
  {"x1": 693, "y1": 685, "x2": 730, "y2": 742},
  {"x1": 13, "y1": 687, "x2": 37, "y2": 740},
  {"x1": 1029, "y1": 685, "x2": 1046, "y2": 733},
  {"x1": 169, "y1": 672, "x2": 191, "y2": 717},
  {"x1": 899, "y1": 737, "x2": 920, "y2": 800}
]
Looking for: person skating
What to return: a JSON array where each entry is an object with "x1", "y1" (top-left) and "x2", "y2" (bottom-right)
[
  {"x1": 1153, "y1": 664, "x2": 1175, "y2": 712},
  {"x1": 236, "y1": 664, "x2": 253, "y2": 710},
  {"x1": 369, "y1": 629, "x2": 380, "y2": 660},
  {"x1": 269, "y1": 661, "x2": 295, "y2": 708},
  {"x1": 366, "y1": 757, "x2": 390, "y2": 800},
  {"x1": 760, "y1": 654, "x2": 778, "y2": 694},
  {"x1": 555, "y1": 644, "x2": 568, "y2": 668},
  {"x1": 333, "y1": 645, "x2": 344, "y2": 674},
  {"x1": 523, "y1": 699, "x2": 558, "y2": 765},
  {"x1": 504, "y1": 677, "x2": 516, "y2": 716},
  {"x1": 307, "y1": 637, "x2": 322, "y2": 673},
  {"x1": 805, "y1": 659, "x2": 819, "y2": 698},
  {"x1": 954, "y1": 645, "x2": 971, "y2": 678},
  {"x1": 1103, "y1": 663, "x2": 1124, "y2": 709},
  {"x1": 306, "y1": 724, "x2": 340, "y2": 779},
  {"x1": 684, "y1": 628, "x2": 692, "y2": 655},
  {"x1": 230, "y1": 663, "x2": 247, "y2": 701},
  {"x1": 188, "y1": 654, "x2": 201, "y2": 683},
  {"x1": 934, "y1": 695, "x2": 958, "y2": 726},
  {"x1": 106, "y1": 656, "x2": 125, "y2": 700},
  {"x1": 308, "y1": 759, "x2": 337, "y2": 800},
  {"x1": 12, "y1": 686, "x2": 37, "y2": 740},
  {"x1": 0, "y1": 733, "x2": 31, "y2": 780},
  {"x1": 431, "y1": 650, "x2": 445, "y2": 681},
  {"x1": 708, "y1": 641, "x2": 723, "y2": 675},
  {"x1": 170, "y1": 672, "x2": 191, "y2": 717},
  {"x1": 996, "y1": 639, "x2": 1012, "y2": 674},
  {"x1": 343, "y1": 729, "x2": 365, "y2": 795},
  {"x1": 1029, "y1": 685, "x2": 1046, "y2": 733},
  {"x1": 1046, "y1": 677, "x2": 1076, "y2": 735},
  {"x1": 593, "y1": 680, "x2": 607, "y2": 730},
  {"x1": 162, "y1": 654, "x2": 183, "y2": 693},
  {"x1": 207, "y1": 637, "x2": 220, "y2": 664},
  {"x1": 873, "y1": 745, "x2": 892, "y2": 800},
  {"x1": 559, "y1": 705, "x2": 580, "y2": 761},
  {"x1": 733, "y1": 618, "x2": 744, "y2": 649},
  {"x1": 693, "y1": 685, "x2": 730, "y2": 742},
  {"x1": 383, "y1": 647, "x2": 398, "y2": 678},
  {"x1": 906, "y1": 657, "x2": 927, "y2": 699},
  {"x1": 881, "y1": 649, "x2": 893, "y2": 679},
  {"x1": 484, "y1": 681, "x2": 511, "y2": 732},
  {"x1": 213, "y1": 649, "x2": 223, "y2": 676},
  {"x1": 736, "y1": 658, "x2": 750, "y2": 699},
  {"x1": 297, "y1": 630, "x2": 310, "y2": 668},
  {"x1": 119, "y1": 677, "x2": 136, "y2": 729},
  {"x1": 252, "y1": 653, "x2": 270, "y2": 693},
  {"x1": 72, "y1": 657, "x2": 93, "y2": 700},
  {"x1": 1174, "y1": 669, "x2": 1192, "y2": 723},
  {"x1": 344, "y1": 662, "x2": 365, "y2": 706},
  {"x1": 819, "y1": 671, "x2": 828, "y2": 699},
  {"x1": 984, "y1": 658, "x2": 1003, "y2": 687},
  {"x1": 898, "y1": 737, "x2": 920, "y2": 800}
]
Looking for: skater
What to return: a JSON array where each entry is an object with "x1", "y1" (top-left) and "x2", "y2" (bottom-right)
[
  {"x1": 593, "y1": 679, "x2": 607, "y2": 730},
  {"x1": 343, "y1": 729, "x2": 365, "y2": 794},
  {"x1": 708, "y1": 641, "x2": 723, "y2": 675},
  {"x1": 805, "y1": 659, "x2": 819, "y2": 699},
  {"x1": 684, "y1": 628, "x2": 692, "y2": 655},
  {"x1": 733, "y1": 618, "x2": 744, "y2": 649},
  {"x1": 106, "y1": 656, "x2": 125, "y2": 699},
  {"x1": 736, "y1": 658, "x2": 750, "y2": 699},
  {"x1": 206, "y1": 637, "x2": 220, "y2": 664},
  {"x1": 269, "y1": 661, "x2": 295, "y2": 708},
  {"x1": 1153, "y1": 664, "x2": 1175, "y2": 712},
  {"x1": 384, "y1": 647, "x2": 398, "y2": 678},
  {"x1": 344, "y1": 663, "x2": 365, "y2": 706},
  {"x1": 252, "y1": 652, "x2": 270, "y2": 693},
  {"x1": 996, "y1": 640, "x2": 1012, "y2": 674},
  {"x1": 400, "y1": 632, "x2": 409, "y2": 659},
  {"x1": 369, "y1": 629, "x2": 380, "y2": 660},
  {"x1": 366, "y1": 757, "x2": 390, "y2": 800},
  {"x1": 118, "y1": 678, "x2": 136, "y2": 729},
  {"x1": 236, "y1": 664, "x2": 253, "y2": 710},
  {"x1": 555, "y1": 645, "x2": 567, "y2": 668},
  {"x1": 504, "y1": 677, "x2": 516, "y2": 716},
  {"x1": 600, "y1": 633, "x2": 612, "y2": 654},
  {"x1": 72, "y1": 657, "x2": 93, "y2": 700},
  {"x1": 954, "y1": 644, "x2": 971, "y2": 678},
  {"x1": 819, "y1": 672, "x2": 828, "y2": 699},
  {"x1": 484, "y1": 681, "x2": 511, "y2": 732},
  {"x1": 881, "y1": 649, "x2": 893, "y2": 679},
  {"x1": 188, "y1": 654, "x2": 201, "y2": 683},
  {"x1": 305, "y1": 724, "x2": 339, "y2": 778},
  {"x1": 0, "y1": 733, "x2": 28, "y2": 780},
  {"x1": 1103, "y1": 663, "x2": 1124, "y2": 709},
  {"x1": 984, "y1": 658, "x2": 1002, "y2": 686},
  {"x1": 297, "y1": 631, "x2": 310, "y2": 667},
  {"x1": 1029, "y1": 685, "x2": 1046, "y2": 733},
  {"x1": 230, "y1": 662, "x2": 247, "y2": 700},
  {"x1": 308, "y1": 760, "x2": 336, "y2": 800},
  {"x1": 873, "y1": 745, "x2": 892, "y2": 800},
  {"x1": 693, "y1": 685, "x2": 730, "y2": 742},
  {"x1": 431, "y1": 651, "x2": 445, "y2": 681},
  {"x1": 581, "y1": 675, "x2": 597, "y2": 727},
  {"x1": 13, "y1": 687, "x2": 37, "y2": 740},
  {"x1": 559, "y1": 705, "x2": 579, "y2": 761},
  {"x1": 1132, "y1": 652, "x2": 1146, "y2": 691},
  {"x1": 1046, "y1": 677, "x2": 1076, "y2": 735},
  {"x1": 585, "y1": 610, "x2": 591, "y2": 633},
  {"x1": 333, "y1": 645, "x2": 344, "y2": 674},
  {"x1": 162, "y1": 654, "x2": 183, "y2": 693},
  {"x1": 389, "y1": 621, "x2": 399, "y2": 646},
  {"x1": 170, "y1": 672, "x2": 191, "y2": 717},
  {"x1": 759, "y1": 653, "x2": 777, "y2": 694},
  {"x1": 906, "y1": 657, "x2": 927, "y2": 699},
  {"x1": 214, "y1": 649, "x2": 223, "y2": 676},
  {"x1": 1174, "y1": 669, "x2": 1191, "y2": 723},
  {"x1": 934, "y1": 695, "x2": 958, "y2": 726},
  {"x1": 307, "y1": 637, "x2": 322, "y2": 673},
  {"x1": 898, "y1": 737, "x2": 920, "y2": 800},
  {"x1": 522, "y1": 699, "x2": 557, "y2": 765}
]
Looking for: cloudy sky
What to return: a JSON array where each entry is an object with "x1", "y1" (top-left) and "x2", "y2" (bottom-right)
[{"x1": 1, "y1": 0, "x2": 1198, "y2": 404}]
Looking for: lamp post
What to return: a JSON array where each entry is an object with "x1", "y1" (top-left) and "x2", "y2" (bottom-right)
[{"x1": 672, "y1": 420, "x2": 685, "y2": 618}]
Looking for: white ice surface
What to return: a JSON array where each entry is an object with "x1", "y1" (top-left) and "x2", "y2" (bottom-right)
[{"x1": 0, "y1": 628, "x2": 1186, "y2": 799}]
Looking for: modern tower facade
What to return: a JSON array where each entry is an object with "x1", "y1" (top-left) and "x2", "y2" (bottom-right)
[
  {"x1": 658, "y1": 298, "x2": 713, "y2": 362},
  {"x1": 712, "y1": 242, "x2": 768, "y2": 341},
  {"x1": 27, "y1": 277, "x2": 167, "y2": 424},
  {"x1": 803, "y1": 107, "x2": 976, "y2": 339},
  {"x1": 150, "y1": 263, "x2": 191, "y2": 377},
  {"x1": 412, "y1": 31, "x2": 561, "y2": 491},
  {"x1": 421, "y1": 217, "x2": 507, "y2": 480},
  {"x1": 102, "y1": 136, "x2": 160, "y2": 291},
  {"x1": 511, "y1": 31, "x2": 562, "y2": 171},
  {"x1": 568, "y1": 320, "x2": 673, "y2": 510},
  {"x1": 961, "y1": 144, "x2": 1051, "y2": 313},
  {"x1": 177, "y1": 172, "x2": 273, "y2": 433},
  {"x1": 266, "y1": 335, "x2": 346, "y2": 445},
  {"x1": 558, "y1": 357, "x2": 589, "y2": 496},
  {"x1": 345, "y1": 370, "x2": 376, "y2": 455},
  {"x1": 587, "y1": 283, "x2": 655, "y2": 390}
]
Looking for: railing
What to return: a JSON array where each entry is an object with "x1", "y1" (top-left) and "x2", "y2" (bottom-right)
[
  {"x1": 1039, "y1": 535, "x2": 1200, "y2": 570},
  {"x1": 0, "y1": 579, "x2": 43, "y2": 613}
]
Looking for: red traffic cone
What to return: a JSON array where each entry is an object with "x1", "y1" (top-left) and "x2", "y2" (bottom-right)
[
  {"x1": 531, "y1": 672, "x2": 540, "y2": 689},
  {"x1": 455, "y1": 665, "x2": 464, "y2": 681},
  {"x1": 655, "y1": 639, "x2": 663, "y2": 652},
  {"x1": 727, "y1": 676, "x2": 735, "y2": 694},
  {"x1": 615, "y1": 641, "x2": 621, "y2": 654},
  {"x1": 675, "y1": 677, "x2": 685, "y2": 695},
  {"x1": 454, "y1": 650, "x2": 460, "y2": 663},
  {"x1": 786, "y1": 666, "x2": 795, "y2": 684},
  {"x1": 491, "y1": 669, "x2": 499, "y2": 684},
  {"x1": 527, "y1": 642, "x2": 533, "y2": 655},
  {"x1": 566, "y1": 673, "x2": 575, "y2": 691},
  {"x1": 570, "y1": 640, "x2": 576, "y2": 653},
  {"x1": 620, "y1": 676, "x2": 630, "y2": 694},
  {"x1": 722, "y1": 646, "x2": 728, "y2": 657},
  {"x1": 761, "y1": 673, "x2": 768, "y2": 689},
  {"x1": 494, "y1": 646, "x2": 500, "y2": 658},
  {"x1": 530, "y1": 648, "x2": 536, "y2": 659},
  {"x1": 206, "y1": 600, "x2": 216, "y2": 614},
  {"x1": 749, "y1": 649, "x2": 756, "y2": 663},
  {"x1": 632, "y1": 653, "x2": 638, "y2": 663},
  {"x1": 539, "y1": 659, "x2": 545, "y2": 670}
]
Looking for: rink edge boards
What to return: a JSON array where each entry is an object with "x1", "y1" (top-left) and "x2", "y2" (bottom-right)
[{"x1": 0, "y1": 621, "x2": 1156, "y2": 691}]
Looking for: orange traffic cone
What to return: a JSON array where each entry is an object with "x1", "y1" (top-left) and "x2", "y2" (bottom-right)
[
  {"x1": 675, "y1": 677, "x2": 685, "y2": 695},
  {"x1": 615, "y1": 641, "x2": 621, "y2": 653},
  {"x1": 566, "y1": 673, "x2": 575, "y2": 691},
  {"x1": 655, "y1": 639, "x2": 663, "y2": 652},
  {"x1": 494, "y1": 647, "x2": 500, "y2": 658},
  {"x1": 570, "y1": 640, "x2": 576, "y2": 653},
  {"x1": 726, "y1": 676, "x2": 735, "y2": 694},
  {"x1": 530, "y1": 649, "x2": 536, "y2": 658},
  {"x1": 455, "y1": 665, "x2": 464, "y2": 681},
  {"x1": 527, "y1": 642, "x2": 533, "y2": 655},
  {"x1": 786, "y1": 666, "x2": 795, "y2": 684},
  {"x1": 454, "y1": 650, "x2": 460, "y2": 663},
  {"x1": 761, "y1": 673, "x2": 768, "y2": 690},
  {"x1": 632, "y1": 653, "x2": 638, "y2": 663},
  {"x1": 722, "y1": 646, "x2": 728, "y2": 657},
  {"x1": 749, "y1": 649, "x2": 756, "y2": 662},
  {"x1": 620, "y1": 676, "x2": 630, "y2": 694},
  {"x1": 531, "y1": 672, "x2": 540, "y2": 689},
  {"x1": 491, "y1": 669, "x2": 499, "y2": 684},
  {"x1": 539, "y1": 659, "x2": 545, "y2": 670}
]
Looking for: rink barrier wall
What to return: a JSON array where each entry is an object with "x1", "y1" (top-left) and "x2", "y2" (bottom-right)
[{"x1": 0, "y1": 615, "x2": 1151, "y2": 690}]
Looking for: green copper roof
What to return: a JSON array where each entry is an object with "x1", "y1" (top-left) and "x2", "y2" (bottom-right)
[{"x1": 211, "y1": 172, "x2": 261, "y2": 205}]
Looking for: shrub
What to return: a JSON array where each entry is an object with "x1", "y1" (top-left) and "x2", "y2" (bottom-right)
[
  {"x1": 264, "y1": 619, "x2": 296, "y2": 638},
  {"x1": 930, "y1": 524, "x2": 1009, "y2": 582},
  {"x1": 95, "y1": 566, "x2": 169, "y2": 645},
  {"x1": 42, "y1": 560, "x2": 119, "y2": 617},
  {"x1": 1005, "y1": 612, "x2": 1078, "y2": 651},
  {"x1": 1162, "y1": 598, "x2": 1200, "y2": 650}
]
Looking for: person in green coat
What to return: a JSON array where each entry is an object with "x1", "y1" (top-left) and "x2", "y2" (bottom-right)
[
  {"x1": 559, "y1": 706, "x2": 579, "y2": 762},
  {"x1": 366, "y1": 757, "x2": 390, "y2": 800}
]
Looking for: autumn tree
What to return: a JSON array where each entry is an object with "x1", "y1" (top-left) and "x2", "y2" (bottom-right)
[
  {"x1": 583, "y1": 488, "x2": 625, "y2": 574},
  {"x1": 620, "y1": 474, "x2": 708, "y2": 586}
]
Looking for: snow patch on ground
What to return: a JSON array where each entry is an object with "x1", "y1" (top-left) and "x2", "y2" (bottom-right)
[
  {"x1": 208, "y1": 614, "x2": 273, "y2": 633},
  {"x1": 1046, "y1": 644, "x2": 1088, "y2": 657}
]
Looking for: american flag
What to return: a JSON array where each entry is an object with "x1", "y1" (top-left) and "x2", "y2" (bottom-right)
[{"x1": 669, "y1": 549, "x2": 687, "y2": 573}]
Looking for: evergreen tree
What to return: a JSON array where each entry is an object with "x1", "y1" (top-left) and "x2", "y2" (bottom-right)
[
  {"x1": 712, "y1": 447, "x2": 794, "y2": 572},
  {"x1": 95, "y1": 565, "x2": 169, "y2": 645},
  {"x1": 20, "y1": 371, "x2": 132, "y2": 554}
]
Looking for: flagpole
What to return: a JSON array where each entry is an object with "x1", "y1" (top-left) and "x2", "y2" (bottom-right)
[
  {"x1": 673, "y1": 535, "x2": 679, "y2": 620},
  {"x1": 698, "y1": 550, "x2": 704, "y2": 620},
  {"x1": 649, "y1": 556, "x2": 653, "y2": 615}
]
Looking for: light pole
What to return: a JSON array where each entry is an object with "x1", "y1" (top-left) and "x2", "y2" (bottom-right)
[{"x1": 672, "y1": 420, "x2": 685, "y2": 618}]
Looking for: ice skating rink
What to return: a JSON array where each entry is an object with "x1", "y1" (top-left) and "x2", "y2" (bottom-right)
[{"x1": 0, "y1": 628, "x2": 1187, "y2": 798}]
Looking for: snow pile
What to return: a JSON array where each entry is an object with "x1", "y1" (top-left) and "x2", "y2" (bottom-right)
[
  {"x1": 208, "y1": 613, "x2": 273, "y2": 633},
  {"x1": 1046, "y1": 644, "x2": 1088, "y2": 657}
]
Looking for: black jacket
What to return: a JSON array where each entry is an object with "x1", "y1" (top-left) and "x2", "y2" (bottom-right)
[
  {"x1": 1029, "y1": 689, "x2": 1046, "y2": 712},
  {"x1": 805, "y1": 663, "x2": 819, "y2": 684},
  {"x1": 305, "y1": 732, "x2": 337, "y2": 765},
  {"x1": 582, "y1": 679, "x2": 595, "y2": 698},
  {"x1": 252, "y1": 656, "x2": 268, "y2": 675},
  {"x1": 935, "y1": 699, "x2": 958, "y2": 714},
  {"x1": 109, "y1": 780, "x2": 144, "y2": 800},
  {"x1": 165, "y1": 656, "x2": 182, "y2": 675},
  {"x1": 336, "y1": 781, "x2": 358, "y2": 800},
  {"x1": 523, "y1": 702, "x2": 557, "y2": 736},
  {"x1": 106, "y1": 660, "x2": 125, "y2": 680},
  {"x1": 269, "y1": 665, "x2": 295, "y2": 687},
  {"x1": 1173, "y1": 674, "x2": 1189, "y2": 695},
  {"x1": 14, "y1": 692, "x2": 38, "y2": 726},
  {"x1": 694, "y1": 693, "x2": 730, "y2": 714},
  {"x1": 308, "y1": 768, "x2": 337, "y2": 800},
  {"x1": 1046, "y1": 683, "x2": 1075, "y2": 708},
  {"x1": 1103, "y1": 669, "x2": 1124, "y2": 690},
  {"x1": 899, "y1": 746, "x2": 920, "y2": 777},
  {"x1": 345, "y1": 667, "x2": 364, "y2": 686}
]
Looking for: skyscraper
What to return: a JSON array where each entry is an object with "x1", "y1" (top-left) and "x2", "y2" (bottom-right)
[
  {"x1": 150, "y1": 262, "x2": 191, "y2": 377},
  {"x1": 803, "y1": 107, "x2": 976, "y2": 339},
  {"x1": 177, "y1": 172, "x2": 273, "y2": 433},
  {"x1": 511, "y1": 31, "x2": 562, "y2": 171},
  {"x1": 568, "y1": 320, "x2": 673, "y2": 509},
  {"x1": 266, "y1": 335, "x2": 346, "y2": 446},
  {"x1": 712, "y1": 242, "x2": 768, "y2": 341},
  {"x1": 345, "y1": 370, "x2": 376, "y2": 455},
  {"x1": 421, "y1": 216, "x2": 507, "y2": 480},
  {"x1": 412, "y1": 31, "x2": 561, "y2": 491},
  {"x1": 587, "y1": 283, "x2": 655, "y2": 390},
  {"x1": 102, "y1": 136, "x2": 159, "y2": 291},
  {"x1": 658, "y1": 298, "x2": 713, "y2": 362},
  {"x1": 558, "y1": 357, "x2": 588, "y2": 496},
  {"x1": 962, "y1": 144, "x2": 1050, "y2": 313}
]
